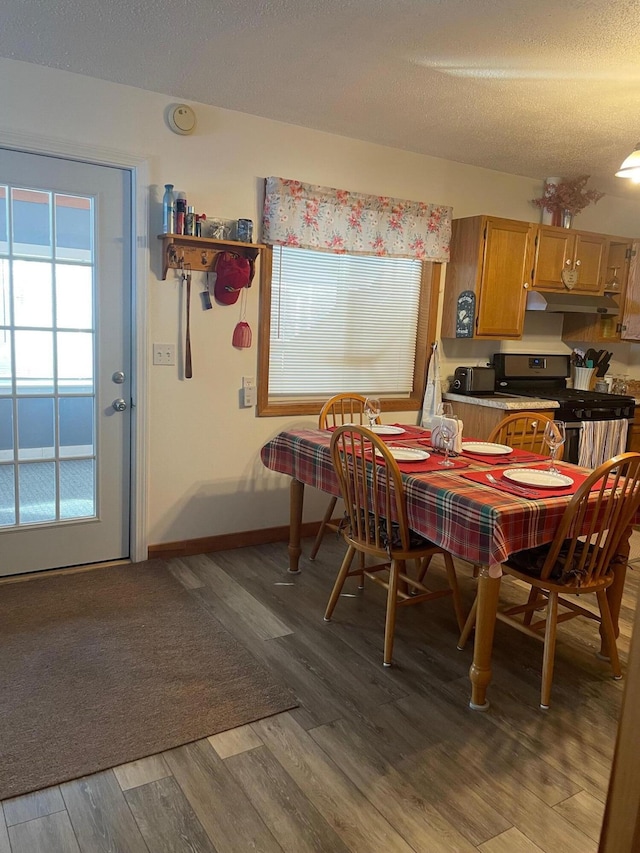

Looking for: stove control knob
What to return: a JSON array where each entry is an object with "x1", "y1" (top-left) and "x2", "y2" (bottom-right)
[{"x1": 576, "y1": 409, "x2": 585, "y2": 418}]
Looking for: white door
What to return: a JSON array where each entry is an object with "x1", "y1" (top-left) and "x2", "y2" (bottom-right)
[{"x1": 0, "y1": 148, "x2": 131, "y2": 574}]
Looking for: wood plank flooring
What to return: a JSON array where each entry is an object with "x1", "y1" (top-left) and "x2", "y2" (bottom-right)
[{"x1": 2, "y1": 535, "x2": 637, "y2": 852}]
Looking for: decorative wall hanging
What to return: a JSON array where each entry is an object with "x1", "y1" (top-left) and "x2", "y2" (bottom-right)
[
  {"x1": 262, "y1": 177, "x2": 452, "y2": 261},
  {"x1": 455, "y1": 290, "x2": 475, "y2": 338}
]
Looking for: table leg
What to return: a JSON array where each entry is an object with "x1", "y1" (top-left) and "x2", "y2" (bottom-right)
[
  {"x1": 288, "y1": 478, "x2": 304, "y2": 573},
  {"x1": 469, "y1": 565, "x2": 502, "y2": 711}
]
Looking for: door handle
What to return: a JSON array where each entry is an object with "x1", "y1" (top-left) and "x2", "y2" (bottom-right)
[{"x1": 112, "y1": 398, "x2": 128, "y2": 412}]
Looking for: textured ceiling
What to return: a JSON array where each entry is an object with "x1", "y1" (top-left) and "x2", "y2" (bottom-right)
[{"x1": 3, "y1": 0, "x2": 640, "y2": 198}]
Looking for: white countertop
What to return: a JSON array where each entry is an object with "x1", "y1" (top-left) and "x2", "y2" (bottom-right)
[{"x1": 443, "y1": 392, "x2": 559, "y2": 411}]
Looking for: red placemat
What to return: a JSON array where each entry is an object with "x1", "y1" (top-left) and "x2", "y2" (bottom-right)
[
  {"x1": 368, "y1": 447, "x2": 469, "y2": 473},
  {"x1": 326, "y1": 423, "x2": 430, "y2": 442},
  {"x1": 462, "y1": 464, "x2": 590, "y2": 499},
  {"x1": 390, "y1": 454, "x2": 469, "y2": 473},
  {"x1": 460, "y1": 446, "x2": 549, "y2": 465}
]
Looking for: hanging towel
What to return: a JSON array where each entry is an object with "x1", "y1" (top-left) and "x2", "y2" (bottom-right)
[
  {"x1": 420, "y1": 343, "x2": 443, "y2": 429},
  {"x1": 578, "y1": 420, "x2": 629, "y2": 469}
]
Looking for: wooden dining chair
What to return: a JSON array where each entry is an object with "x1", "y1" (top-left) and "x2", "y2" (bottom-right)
[
  {"x1": 488, "y1": 412, "x2": 563, "y2": 459},
  {"x1": 324, "y1": 424, "x2": 466, "y2": 666},
  {"x1": 458, "y1": 452, "x2": 640, "y2": 709},
  {"x1": 310, "y1": 393, "x2": 380, "y2": 561}
]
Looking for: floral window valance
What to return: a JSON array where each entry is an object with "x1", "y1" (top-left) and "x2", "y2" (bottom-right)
[{"x1": 262, "y1": 177, "x2": 452, "y2": 262}]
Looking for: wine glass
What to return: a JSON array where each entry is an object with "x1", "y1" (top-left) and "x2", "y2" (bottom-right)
[
  {"x1": 606, "y1": 266, "x2": 620, "y2": 291},
  {"x1": 364, "y1": 396, "x2": 381, "y2": 429},
  {"x1": 437, "y1": 402, "x2": 458, "y2": 467},
  {"x1": 543, "y1": 420, "x2": 565, "y2": 474}
]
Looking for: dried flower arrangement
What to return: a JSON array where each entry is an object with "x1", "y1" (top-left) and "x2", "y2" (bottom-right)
[{"x1": 531, "y1": 175, "x2": 605, "y2": 216}]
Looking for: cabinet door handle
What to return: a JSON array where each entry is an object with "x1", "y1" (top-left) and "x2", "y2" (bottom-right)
[
  {"x1": 523, "y1": 281, "x2": 529, "y2": 289},
  {"x1": 575, "y1": 259, "x2": 581, "y2": 267}
]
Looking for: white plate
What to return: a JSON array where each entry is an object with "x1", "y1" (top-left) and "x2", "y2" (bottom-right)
[
  {"x1": 370, "y1": 425, "x2": 406, "y2": 435},
  {"x1": 375, "y1": 446, "x2": 430, "y2": 461},
  {"x1": 462, "y1": 441, "x2": 513, "y2": 455},
  {"x1": 503, "y1": 468, "x2": 574, "y2": 489}
]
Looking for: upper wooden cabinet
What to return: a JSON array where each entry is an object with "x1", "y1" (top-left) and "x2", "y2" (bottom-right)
[
  {"x1": 561, "y1": 238, "x2": 636, "y2": 343},
  {"x1": 441, "y1": 216, "x2": 534, "y2": 340},
  {"x1": 532, "y1": 225, "x2": 607, "y2": 293},
  {"x1": 620, "y1": 240, "x2": 640, "y2": 341}
]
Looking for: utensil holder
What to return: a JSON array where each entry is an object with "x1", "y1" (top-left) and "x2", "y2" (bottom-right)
[{"x1": 574, "y1": 367, "x2": 595, "y2": 391}]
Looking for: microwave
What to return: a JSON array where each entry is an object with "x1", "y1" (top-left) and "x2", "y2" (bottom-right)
[{"x1": 451, "y1": 366, "x2": 496, "y2": 395}]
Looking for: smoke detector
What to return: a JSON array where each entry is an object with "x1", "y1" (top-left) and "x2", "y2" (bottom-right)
[{"x1": 167, "y1": 104, "x2": 197, "y2": 136}]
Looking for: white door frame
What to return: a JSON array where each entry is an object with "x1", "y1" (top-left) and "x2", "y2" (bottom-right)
[{"x1": 0, "y1": 128, "x2": 149, "y2": 563}]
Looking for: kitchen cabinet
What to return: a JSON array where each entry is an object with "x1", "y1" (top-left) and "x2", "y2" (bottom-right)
[
  {"x1": 628, "y1": 407, "x2": 640, "y2": 453},
  {"x1": 532, "y1": 225, "x2": 607, "y2": 293},
  {"x1": 561, "y1": 238, "x2": 634, "y2": 343},
  {"x1": 158, "y1": 233, "x2": 264, "y2": 280},
  {"x1": 444, "y1": 395, "x2": 556, "y2": 441},
  {"x1": 619, "y1": 240, "x2": 640, "y2": 341},
  {"x1": 441, "y1": 216, "x2": 535, "y2": 340}
]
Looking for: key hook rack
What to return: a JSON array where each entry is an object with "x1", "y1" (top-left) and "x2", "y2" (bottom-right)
[{"x1": 159, "y1": 233, "x2": 265, "y2": 280}]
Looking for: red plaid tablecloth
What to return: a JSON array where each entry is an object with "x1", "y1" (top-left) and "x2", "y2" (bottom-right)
[{"x1": 260, "y1": 428, "x2": 596, "y2": 568}]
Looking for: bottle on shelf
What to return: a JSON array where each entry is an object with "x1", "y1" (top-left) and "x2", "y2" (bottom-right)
[
  {"x1": 194, "y1": 214, "x2": 207, "y2": 237},
  {"x1": 175, "y1": 192, "x2": 187, "y2": 235},
  {"x1": 162, "y1": 184, "x2": 175, "y2": 234},
  {"x1": 185, "y1": 206, "x2": 195, "y2": 236}
]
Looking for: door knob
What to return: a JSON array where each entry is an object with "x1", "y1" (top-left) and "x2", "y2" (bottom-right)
[
  {"x1": 112, "y1": 398, "x2": 128, "y2": 412},
  {"x1": 112, "y1": 371, "x2": 126, "y2": 384}
]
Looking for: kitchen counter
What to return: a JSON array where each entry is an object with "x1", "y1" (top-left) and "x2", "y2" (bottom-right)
[
  {"x1": 443, "y1": 392, "x2": 558, "y2": 411},
  {"x1": 443, "y1": 393, "x2": 558, "y2": 442}
]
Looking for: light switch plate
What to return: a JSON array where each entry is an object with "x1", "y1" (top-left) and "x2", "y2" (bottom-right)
[{"x1": 153, "y1": 343, "x2": 176, "y2": 365}]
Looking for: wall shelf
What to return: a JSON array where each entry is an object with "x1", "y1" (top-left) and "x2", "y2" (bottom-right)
[{"x1": 158, "y1": 234, "x2": 265, "y2": 280}]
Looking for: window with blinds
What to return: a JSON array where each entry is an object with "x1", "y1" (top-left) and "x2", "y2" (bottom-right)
[{"x1": 268, "y1": 246, "x2": 422, "y2": 398}]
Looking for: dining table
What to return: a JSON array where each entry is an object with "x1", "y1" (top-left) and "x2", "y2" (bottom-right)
[{"x1": 260, "y1": 424, "x2": 634, "y2": 710}]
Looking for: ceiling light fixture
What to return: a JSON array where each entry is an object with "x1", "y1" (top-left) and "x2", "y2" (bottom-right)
[{"x1": 615, "y1": 143, "x2": 640, "y2": 182}]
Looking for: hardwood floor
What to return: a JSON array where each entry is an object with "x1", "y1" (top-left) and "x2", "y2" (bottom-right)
[{"x1": 2, "y1": 535, "x2": 637, "y2": 852}]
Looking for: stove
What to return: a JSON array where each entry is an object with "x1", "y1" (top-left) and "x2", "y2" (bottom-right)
[{"x1": 492, "y1": 353, "x2": 635, "y2": 464}]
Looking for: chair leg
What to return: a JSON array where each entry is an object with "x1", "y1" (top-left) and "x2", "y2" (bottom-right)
[
  {"x1": 540, "y1": 591, "x2": 558, "y2": 710},
  {"x1": 457, "y1": 596, "x2": 477, "y2": 650},
  {"x1": 596, "y1": 590, "x2": 622, "y2": 680},
  {"x1": 324, "y1": 545, "x2": 356, "y2": 622},
  {"x1": 383, "y1": 559, "x2": 401, "y2": 666},
  {"x1": 310, "y1": 496, "x2": 338, "y2": 560},
  {"x1": 358, "y1": 551, "x2": 366, "y2": 589},
  {"x1": 523, "y1": 587, "x2": 542, "y2": 626},
  {"x1": 416, "y1": 554, "x2": 433, "y2": 586},
  {"x1": 443, "y1": 552, "x2": 466, "y2": 632}
]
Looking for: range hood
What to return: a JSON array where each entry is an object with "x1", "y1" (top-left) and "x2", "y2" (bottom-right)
[{"x1": 526, "y1": 291, "x2": 620, "y2": 315}]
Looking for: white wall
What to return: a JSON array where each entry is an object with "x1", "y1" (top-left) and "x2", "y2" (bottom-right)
[{"x1": 2, "y1": 58, "x2": 640, "y2": 547}]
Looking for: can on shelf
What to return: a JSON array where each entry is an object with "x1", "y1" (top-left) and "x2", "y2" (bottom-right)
[{"x1": 236, "y1": 219, "x2": 253, "y2": 242}]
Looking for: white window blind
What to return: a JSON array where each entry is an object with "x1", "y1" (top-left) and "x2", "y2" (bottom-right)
[{"x1": 269, "y1": 246, "x2": 422, "y2": 397}]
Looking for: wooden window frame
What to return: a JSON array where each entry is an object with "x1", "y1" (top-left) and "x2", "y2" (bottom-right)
[{"x1": 257, "y1": 244, "x2": 441, "y2": 418}]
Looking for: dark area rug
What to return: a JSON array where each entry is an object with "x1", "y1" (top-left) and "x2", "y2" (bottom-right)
[{"x1": 0, "y1": 560, "x2": 297, "y2": 800}]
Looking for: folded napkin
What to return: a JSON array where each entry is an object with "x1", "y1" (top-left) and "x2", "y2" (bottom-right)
[
  {"x1": 462, "y1": 464, "x2": 590, "y2": 500},
  {"x1": 430, "y1": 417, "x2": 463, "y2": 454}
]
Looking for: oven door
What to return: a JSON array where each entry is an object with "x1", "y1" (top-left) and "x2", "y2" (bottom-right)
[{"x1": 563, "y1": 422, "x2": 582, "y2": 465}]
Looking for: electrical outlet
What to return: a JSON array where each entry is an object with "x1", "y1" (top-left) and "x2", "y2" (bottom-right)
[
  {"x1": 241, "y1": 376, "x2": 256, "y2": 407},
  {"x1": 153, "y1": 343, "x2": 176, "y2": 365},
  {"x1": 243, "y1": 386, "x2": 256, "y2": 407}
]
